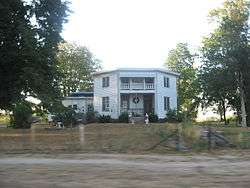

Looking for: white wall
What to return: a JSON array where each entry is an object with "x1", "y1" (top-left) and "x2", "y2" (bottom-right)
[
  {"x1": 62, "y1": 98, "x2": 93, "y2": 113},
  {"x1": 93, "y1": 70, "x2": 178, "y2": 119},
  {"x1": 156, "y1": 72, "x2": 177, "y2": 119},
  {"x1": 94, "y1": 72, "x2": 119, "y2": 118}
]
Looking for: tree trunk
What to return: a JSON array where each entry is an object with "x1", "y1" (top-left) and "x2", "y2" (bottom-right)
[{"x1": 239, "y1": 72, "x2": 247, "y2": 127}]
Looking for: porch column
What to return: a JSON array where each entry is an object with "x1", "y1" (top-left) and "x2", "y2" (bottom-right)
[{"x1": 143, "y1": 78, "x2": 146, "y2": 90}]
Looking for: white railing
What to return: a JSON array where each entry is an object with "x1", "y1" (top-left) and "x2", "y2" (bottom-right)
[
  {"x1": 131, "y1": 83, "x2": 144, "y2": 90},
  {"x1": 145, "y1": 83, "x2": 154, "y2": 90},
  {"x1": 121, "y1": 83, "x2": 130, "y2": 90},
  {"x1": 120, "y1": 82, "x2": 154, "y2": 90}
]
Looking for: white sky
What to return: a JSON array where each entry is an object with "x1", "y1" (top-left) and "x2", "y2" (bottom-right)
[{"x1": 62, "y1": 0, "x2": 224, "y2": 70}]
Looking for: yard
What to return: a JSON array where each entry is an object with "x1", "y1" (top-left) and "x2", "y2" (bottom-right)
[
  {"x1": 1, "y1": 123, "x2": 250, "y2": 187},
  {"x1": 0, "y1": 123, "x2": 250, "y2": 154}
]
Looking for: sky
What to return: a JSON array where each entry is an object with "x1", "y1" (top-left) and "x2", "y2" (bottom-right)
[{"x1": 62, "y1": 0, "x2": 224, "y2": 70}]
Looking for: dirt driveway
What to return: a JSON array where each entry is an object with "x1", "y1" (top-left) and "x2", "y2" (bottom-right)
[{"x1": 1, "y1": 153, "x2": 250, "y2": 188}]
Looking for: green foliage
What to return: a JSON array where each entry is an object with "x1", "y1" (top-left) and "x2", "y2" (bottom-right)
[
  {"x1": 166, "y1": 109, "x2": 180, "y2": 122},
  {"x1": 56, "y1": 42, "x2": 101, "y2": 96},
  {"x1": 0, "y1": 0, "x2": 69, "y2": 110},
  {"x1": 165, "y1": 43, "x2": 200, "y2": 121},
  {"x1": 86, "y1": 111, "x2": 98, "y2": 123},
  {"x1": 200, "y1": 0, "x2": 250, "y2": 126},
  {"x1": 119, "y1": 112, "x2": 129, "y2": 123},
  {"x1": 53, "y1": 107, "x2": 77, "y2": 127},
  {"x1": 98, "y1": 115, "x2": 111, "y2": 123},
  {"x1": 11, "y1": 101, "x2": 32, "y2": 129},
  {"x1": 148, "y1": 113, "x2": 158, "y2": 123}
]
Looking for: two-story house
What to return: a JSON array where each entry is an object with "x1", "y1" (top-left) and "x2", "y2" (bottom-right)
[{"x1": 93, "y1": 68, "x2": 179, "y2": 119}]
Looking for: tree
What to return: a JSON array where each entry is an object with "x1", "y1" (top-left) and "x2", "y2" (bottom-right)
[
  {"x1": 0, "y1": 0, "x2": 69, "y2": 110},
  {"x1": 165, "y1": 43, "x2": 200, "y2": 121},
  {"x1": 200, "y1": 0, "x2": 250, "y2": 126},
  {"x1": 56, "y1": 42, "x2": 101, "y2": 96}
]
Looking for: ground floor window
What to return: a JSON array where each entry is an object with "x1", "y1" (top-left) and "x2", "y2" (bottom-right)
[
  {"x1": 102, "y1": 97, "x2": 109, "y2": 112},
  {"x1": 164, "y1": 96, "x2": 170, "y2": 111}
]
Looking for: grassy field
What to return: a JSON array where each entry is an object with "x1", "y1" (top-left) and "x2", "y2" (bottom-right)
[{"x1": 0, "y1": 123, "x2": 250, "y2": 154}]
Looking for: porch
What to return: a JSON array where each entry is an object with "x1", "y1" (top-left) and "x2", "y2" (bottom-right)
[
  {"x1": 120, "y1": 77, "x2": 155, "y2": 90},
  {"x1": 120, "y1": 93, "x2": 155, "y2": 116}
]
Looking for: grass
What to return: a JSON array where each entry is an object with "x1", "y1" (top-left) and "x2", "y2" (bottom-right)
[{"x1": 1, "y1": 122, "x2": 250, "y2": 154}]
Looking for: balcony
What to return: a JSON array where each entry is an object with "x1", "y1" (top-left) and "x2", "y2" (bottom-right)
[
  {"x1": 120, "y1": 77, "x2": 155, "y2": 90},
  {"x1": 121, "y1": 83, "x2": 154, "y2": 90}
]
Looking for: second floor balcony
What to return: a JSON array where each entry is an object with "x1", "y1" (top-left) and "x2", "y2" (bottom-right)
[{"x1": 120, "y1": 77, "x2": 155, "y2": 90}]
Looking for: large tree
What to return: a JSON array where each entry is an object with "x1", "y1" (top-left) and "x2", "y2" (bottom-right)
[
  {"x1": 165, "y1": 43, "x2": 200, "y2": 121},
  {"x1": 200, "y1": 0, "x2": 250, "y2": 126},
  {"x1": 0, "y1": 0, "x2": 69, "y2": 110},
  {"x1": 56, "y1": 42, "x2": 101, "y2": 96}
]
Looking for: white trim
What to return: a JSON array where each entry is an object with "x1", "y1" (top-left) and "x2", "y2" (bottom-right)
[{"x1": 93, "y1": 68, "x2": 180, "y2": 77}]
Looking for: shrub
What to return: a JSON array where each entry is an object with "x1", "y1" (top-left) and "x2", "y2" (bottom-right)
[
  {"x1": 53, "y1": 107, "x2": 77, "y2": 127},
  {"x1": 98, "y1": 115, "x2": 111, "y2": 123},
  {"x1": 86, "y1": 111, "x2": 98, "y2": 123},
  {"x1": 11, "y1": 101, "x2": 32, "y2": 129},
  {"x1": 119, "y1": 112, "x2": 129, "y2": 123},
  {"x1": 148, "y1": 113, "x2": 158, "y2": 123},
  {"x1": 166, "y1": 109, "x2": 180, "y2": 122}
]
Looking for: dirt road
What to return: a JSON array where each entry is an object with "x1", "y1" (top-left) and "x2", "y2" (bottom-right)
[{"x1": 1, "y1": 154, "x2": 250, "y2": 187}]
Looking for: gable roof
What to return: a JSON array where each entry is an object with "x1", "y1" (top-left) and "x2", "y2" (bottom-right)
[{"x1": 93, "y1": 68, "x2": 180, "y2": 77}]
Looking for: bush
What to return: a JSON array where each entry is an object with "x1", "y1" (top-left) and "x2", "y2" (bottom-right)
[
  {"x1": 98, "y1": 115, "x2": 111, "y2": 123},
  {"x1": 148, "y1": 113, "x2": 158, "y2": 123},
  {"x1": 119, "y1": 112, "x2": 129, "y2": 123},
  {"x1": 166, "y1": 109, "x2": 180, "y2": 123},
  {"x1": 86, "y1": 111, "x2": 98, "y2": 123},
  {"x1": 11, "y1": 101, "x2": 32, "y2": 129},
  {"x1": 53, "y1": 107, "x2": 77, "y2": 127}
]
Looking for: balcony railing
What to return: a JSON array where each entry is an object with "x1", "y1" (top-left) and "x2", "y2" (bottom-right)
[{"x1": 121, "y1": 83, "x2": 154, "y2": 90}]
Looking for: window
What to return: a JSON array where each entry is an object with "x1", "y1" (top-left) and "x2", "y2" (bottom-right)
[
  {"x1": 102, "y1": 97, "x2": 109, "y2": 111},
  {"x1": 164, "y1": 97, "x2": 170, "y2": 111},
  {"x1": 164, "y1": 77, "x2": 170, "y2": 88},
  {"x1": 102, "y1": 77, "x2": 109, "y2": 87}
]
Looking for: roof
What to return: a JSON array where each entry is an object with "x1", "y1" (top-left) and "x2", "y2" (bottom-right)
[
  {"x1": 93, "y1": 68, "x2": 180, "y2": 76},
  {"x1": 67, "y1": 91, "x2": 93, "y2": 98}
]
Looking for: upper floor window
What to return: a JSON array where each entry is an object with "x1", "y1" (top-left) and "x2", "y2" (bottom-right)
[
  {"x1": 164, "y1": 96, "x2": 170, "y2": 111},
  {"x1": 102, "y1": 77, "x2": 109, "y2": 87},
  {"x1": 102, "y1": 97, "x2": 109, "y2": 112},
  {"x1": 164, "y1": 77, "x2": 170, "y2": 88}
]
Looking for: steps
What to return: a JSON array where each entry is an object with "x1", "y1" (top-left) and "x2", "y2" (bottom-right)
[{"x1": 132, "y1": 117, "x2": 145, "y2": 124}]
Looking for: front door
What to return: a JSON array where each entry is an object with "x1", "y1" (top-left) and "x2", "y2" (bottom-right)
[{"x1": 143, "y1": 94, "x2": 153, "y2": 114}]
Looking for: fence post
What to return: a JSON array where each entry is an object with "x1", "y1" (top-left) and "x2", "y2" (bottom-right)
[
  {"x1": 176, "y1": 125, "x2": 180, "y2": 151},
  {"x1": 208, "y1": 126, "x2": 212, "y2": 150}
]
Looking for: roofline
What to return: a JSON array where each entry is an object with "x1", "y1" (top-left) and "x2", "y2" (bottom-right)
[
  {"x1": 93, "y1": 68, "x2": 180, "y2": 77},
  {"x1": 63, "y1": 97, "x2": 93, "y2": 100}
]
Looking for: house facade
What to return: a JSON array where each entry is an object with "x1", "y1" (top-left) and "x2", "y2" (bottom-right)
[
  {"x1": 62, "y1": 92, "x2": 93, "y2": 113},
  {"x1": 93, "y1": 68, "x2": 179, "y2": 119}
]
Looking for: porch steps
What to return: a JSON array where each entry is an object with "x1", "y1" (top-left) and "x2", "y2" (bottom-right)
[{"x1": 133, "y1": 117, "x2": 145, "y2": 124}]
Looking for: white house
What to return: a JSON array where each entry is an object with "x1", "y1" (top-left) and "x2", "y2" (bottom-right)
[
  {"x1": 62, "y1": 92, "x2": 93, "y2": 113},
  {"x1": 93, "y1": 68, "x2": 179, "y2": 119}
]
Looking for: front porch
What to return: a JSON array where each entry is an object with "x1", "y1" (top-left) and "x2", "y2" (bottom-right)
[{"x1": 120, "y1": 93, "x2": 155, "y2": 116}]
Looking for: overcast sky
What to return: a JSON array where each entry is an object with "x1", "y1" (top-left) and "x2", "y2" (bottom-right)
[{"x1": 62, "y1": 0, "x2": 224, "y2": 70}]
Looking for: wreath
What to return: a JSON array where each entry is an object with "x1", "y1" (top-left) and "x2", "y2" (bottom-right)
[{"x1": 133, "y1": 97, "x2": 140, "y2": 104}]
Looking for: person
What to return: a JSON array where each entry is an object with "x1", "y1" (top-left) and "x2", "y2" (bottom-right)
[{"x1": 145, "y1": 113, "x2": 149, "y2": 125}]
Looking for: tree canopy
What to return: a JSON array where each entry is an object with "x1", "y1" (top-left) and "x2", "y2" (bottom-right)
[
  {"x1": 56, "y1": 42, "x2": 101, "y2": 96},
  {"x1": 165, "y1": 43, "x2": 200, "y2": 121},
  {"x1": 199, "y1": 0, "x2": 250, "y2": 126},
  {"x1": 0, "y1": 0, "x2": 69, "y2": 110}
]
